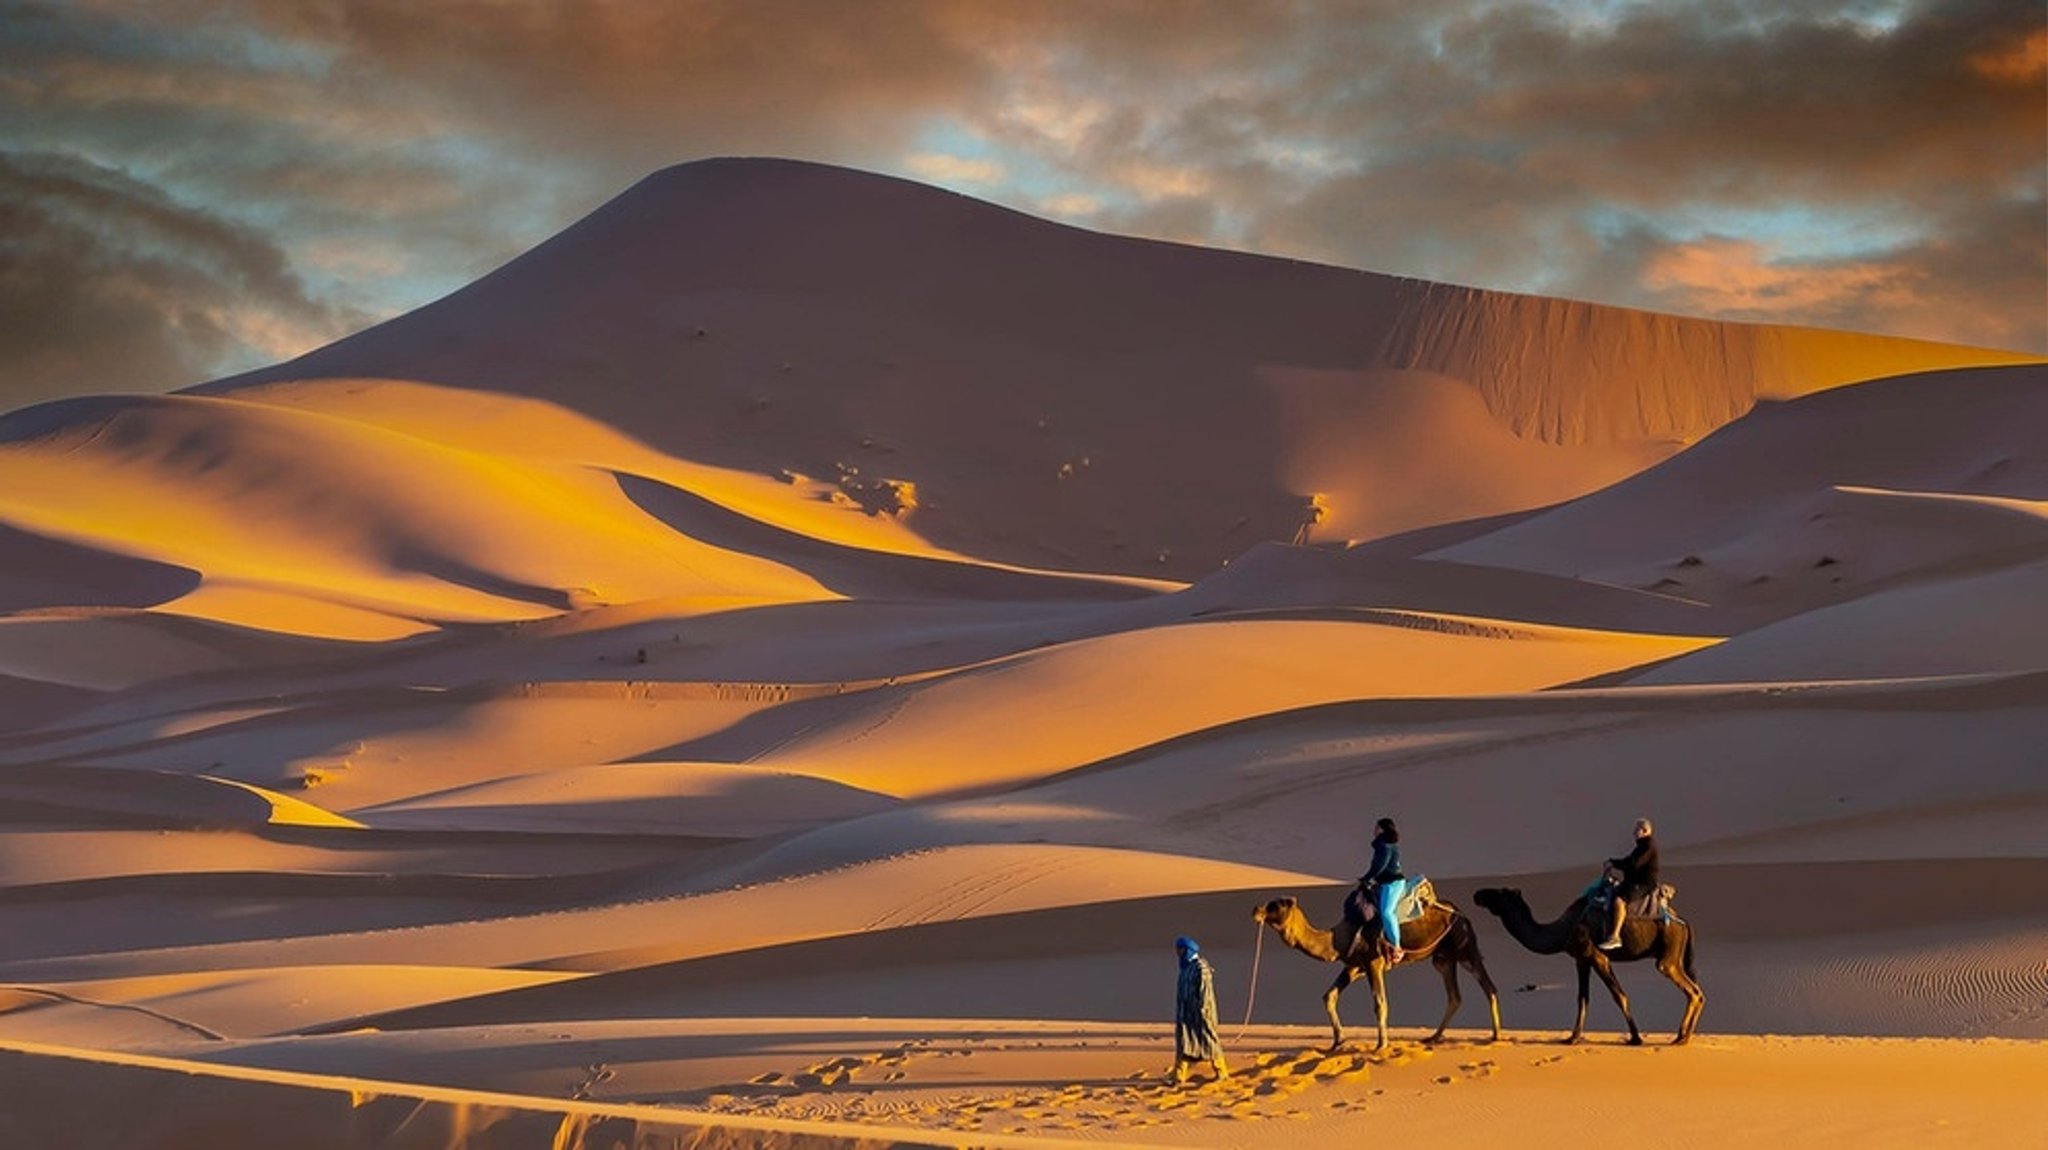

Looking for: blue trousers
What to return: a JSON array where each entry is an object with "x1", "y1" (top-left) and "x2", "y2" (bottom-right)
[{"x1": 1376, "y1": 878, "x2": 1408, "y2": 946}]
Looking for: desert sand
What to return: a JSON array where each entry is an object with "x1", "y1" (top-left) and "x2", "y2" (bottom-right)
[{"x1": 0, "y1": 159, "x2": 2042, "y2": 1148}]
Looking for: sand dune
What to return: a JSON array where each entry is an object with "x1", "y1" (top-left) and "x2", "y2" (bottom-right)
[
  {"x1": 724, "y1": 672, "x2": 2047, "y2": 885},
  {"x1": 0, "y1": 392, "x2": 842, "y2": 637},
  {"x1": 0, "y1": 522, "x2": 198, "y2": 614},
  {"x1": 0, "y1": 159, "x2": 2041, "y2": 1146},
  {"x1": 0, "y1": 613, "x2": 263, "y2": 690},
  {"x1": 0, "y1": 966, "x2": 575, "y2": 1045},
  {"x1": 1435, "y1": 364, "x2": 2048, "y2": 617},
  {"x1": 1637, "y1": 557, "x2": 2048, "y2": 684},
  {"x1": 733, "y1": 615, "x2": 1714, "y2": 798},
  {"x1": 0, "y1": 673, "x2": 98, "y2": 735},
  {"x1": 0, "y1": 843, "x2": 1327, "y2": 989},
  {"x1": 200, "y1": 158, "x2": 2032, "y2": 579},
  {"x1": 1180, "y1": 542, "x2": 1722, "y2": 635},
  {"x1": 11, "y1": 681, "x2": 807, "y2": 812},
  {"x1": 361, "y1": 760, "x2": 899, "y2": 837}
]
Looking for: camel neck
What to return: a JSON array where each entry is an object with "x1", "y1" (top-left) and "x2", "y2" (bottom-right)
[
  {"x1": 1496, "y1": 896, "x2": 1579, "y2": 955},
  {"x1": 1280, "y1": 908, "x2": 1342, "y2": 962}
]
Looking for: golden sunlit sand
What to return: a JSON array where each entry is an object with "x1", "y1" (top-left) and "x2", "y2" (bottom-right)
[{"x1": 0, "y1": 160, "x2": 2042, "y2": 1148}]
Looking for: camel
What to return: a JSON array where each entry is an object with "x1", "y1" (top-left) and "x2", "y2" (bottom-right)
[
  {"x1": 1472, "y1": 886, "x2": 1703, "y2": 1045},
  {"x1": 1253, "y1": 893, "x2": 1502, "y2": 1052}
]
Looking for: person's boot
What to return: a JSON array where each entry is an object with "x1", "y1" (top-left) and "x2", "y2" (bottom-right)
[
  {"x1": 1168, "y1": 1060, "x2": 1189, "y2": 1085},
  {"x1": 1211, "y1": 1056, "x2": 1230, "y2": 1080}
]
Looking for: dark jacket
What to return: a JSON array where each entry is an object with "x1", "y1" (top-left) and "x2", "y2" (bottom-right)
[
  {"x1": 1359, "y1": 832, "x2": 1403, "y2": 887},
  {"x1": 1607, "y1": 836, "x2": 1660, "y2": 900}
]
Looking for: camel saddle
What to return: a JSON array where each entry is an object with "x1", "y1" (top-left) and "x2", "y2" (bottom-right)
[
  {"x1": 1396, "y1": 877, "x2": 1437, "y2": 922},
  {"x1": 1346, "y1": 877, "x2": 1437, "y2": 926},
  {"x1": 1627, "y1": 883, "x2": 1678, "y2": 922}
]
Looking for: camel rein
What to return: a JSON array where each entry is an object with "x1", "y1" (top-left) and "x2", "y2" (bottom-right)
[{"x1": 1236, "y1": 919, "x2": 1264, "y2": 1040}]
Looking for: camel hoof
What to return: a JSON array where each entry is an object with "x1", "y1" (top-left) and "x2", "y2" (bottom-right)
[
  {"x1": 1626, "y1": 1034, "x2": 1645, "y2": 1047},
  {"x1": 1423, "y1": 1032, "x2": 1445, "y2": 1045},
  {"x1": 1560, "y1": 1035, "x2": 1583, "y2": 1046},
  {"x1": 1672, "y1": 1034, "x2": 1692, "y2": 1046}
]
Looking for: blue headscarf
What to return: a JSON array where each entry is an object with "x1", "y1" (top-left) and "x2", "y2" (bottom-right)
[{"x1": 1175, "y1": 935, "x2": 1200, "y2": 964}]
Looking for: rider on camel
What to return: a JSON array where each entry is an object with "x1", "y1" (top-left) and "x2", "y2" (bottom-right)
[
  {"x1": 1358, "y1": 817, "x2": 1408, "y2": 962},
  {"x1": 1599, "y1": 817, "x2": 1660, "y2": 950}
]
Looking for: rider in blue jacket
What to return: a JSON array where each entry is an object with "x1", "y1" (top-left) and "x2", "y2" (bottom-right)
[{"x1": 1358, "y1": 817, "x2": 1408, "y2": 962}]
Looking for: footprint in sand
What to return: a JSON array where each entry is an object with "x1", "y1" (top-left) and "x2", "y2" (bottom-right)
[{"x1": 792, "y1": 1053, "x2": 883, "y2": 1089}]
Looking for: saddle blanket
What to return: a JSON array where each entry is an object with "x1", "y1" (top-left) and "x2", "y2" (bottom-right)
[
  {"x1": 1633, "y1": 883, "x2": 1677, "y2": 919},
  {"x1": 1585, "y1": 879, "x2": 1678, "y2": 921},
  {"x1": 1345, "y1": 877, "x2": 1436, "y2": 925}
]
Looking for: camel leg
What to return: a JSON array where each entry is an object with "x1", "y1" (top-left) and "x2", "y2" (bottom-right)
[
  {"x1": 1658, "y1": 950, "x2": 1705, "y2": 1044},
  {"x1": 1323, "y1": 967, "x2": 1359, "y2": 1051},
  {"x1": 1465, "y1": 951, "x2": 1502, "y2": 1043},
  {"x1": 1567, "y1": 959, "x2": 1590, "y2": 1044},
  {"x1": 1426, "y1": 951, "x2": 1460, "y2": 1043},
  {"x1": 1588, "y1": 953, "x2": 1642, "y2": 1045},
  {"x1": 1368, "y1": 960, "x2": 1391, "y2": 1052}
]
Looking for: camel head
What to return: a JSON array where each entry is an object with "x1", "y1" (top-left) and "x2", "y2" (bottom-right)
[
  {"x1": 1472, "y1": 887, "x2": 1525, "y2": 917},
  {"x1": 1253, "y1": 896, "x2": 1299, "y2": 928}
]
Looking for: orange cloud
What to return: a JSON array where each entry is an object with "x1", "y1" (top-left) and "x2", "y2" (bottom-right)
[
  {"x1": 1970, "y1": 28, "x2": 2047, "y2": 84},
  {"x1": 1642, "y1": 239, "x2": 1922, "y2": 318},
  {"x1": 903, "y1": 152, "x2": 1005, "y2": 184}
]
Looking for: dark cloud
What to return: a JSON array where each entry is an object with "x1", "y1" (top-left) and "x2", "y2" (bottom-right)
[
  {"x1": 0, "y1": 0, "x2": 2038, "y2": 410},
  {"x1": 0, "y1": 151, "x2": 361, "y2": 407},
  {"x1": 1010, "y1": 0, "x2": 2045, "y2": 349}
]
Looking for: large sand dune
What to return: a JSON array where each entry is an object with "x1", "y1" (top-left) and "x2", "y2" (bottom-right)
[
  {"x1": 0, "y1": 159, "x2": 2042, "y2": 1147},
  {"x1": 200, "y1": 158, "x2": 2034, "y2": 579}
]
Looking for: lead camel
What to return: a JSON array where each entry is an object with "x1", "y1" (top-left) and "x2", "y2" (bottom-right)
[{"x1": 1253, "y1": 895, "x2": 1502, "y2": 1052}]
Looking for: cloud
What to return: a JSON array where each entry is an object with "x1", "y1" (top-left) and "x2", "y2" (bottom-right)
[
  {"x1": 991, "y1": 0, "x2": 2046, "y2": 349},
  {"x1": 0, "y1": 0, "x2": 2038, "y2": 413},
  {"x1": 903, "y1": 152, "x2": 1005, "y2": 184},
  {"x1": 1641, "y1": 237, "x2": 1922, "y2": 319},
  {"x1": 0, "y1": 151, "x2": 362, "y2": 408},
  {"x1": 1034, "y1": 192, "x2": 1105, "y2": 218}
]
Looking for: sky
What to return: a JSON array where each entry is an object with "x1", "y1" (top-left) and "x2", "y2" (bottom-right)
[{"x1": 2, "y1": 0, "x2": 2042, "y2": 410}]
